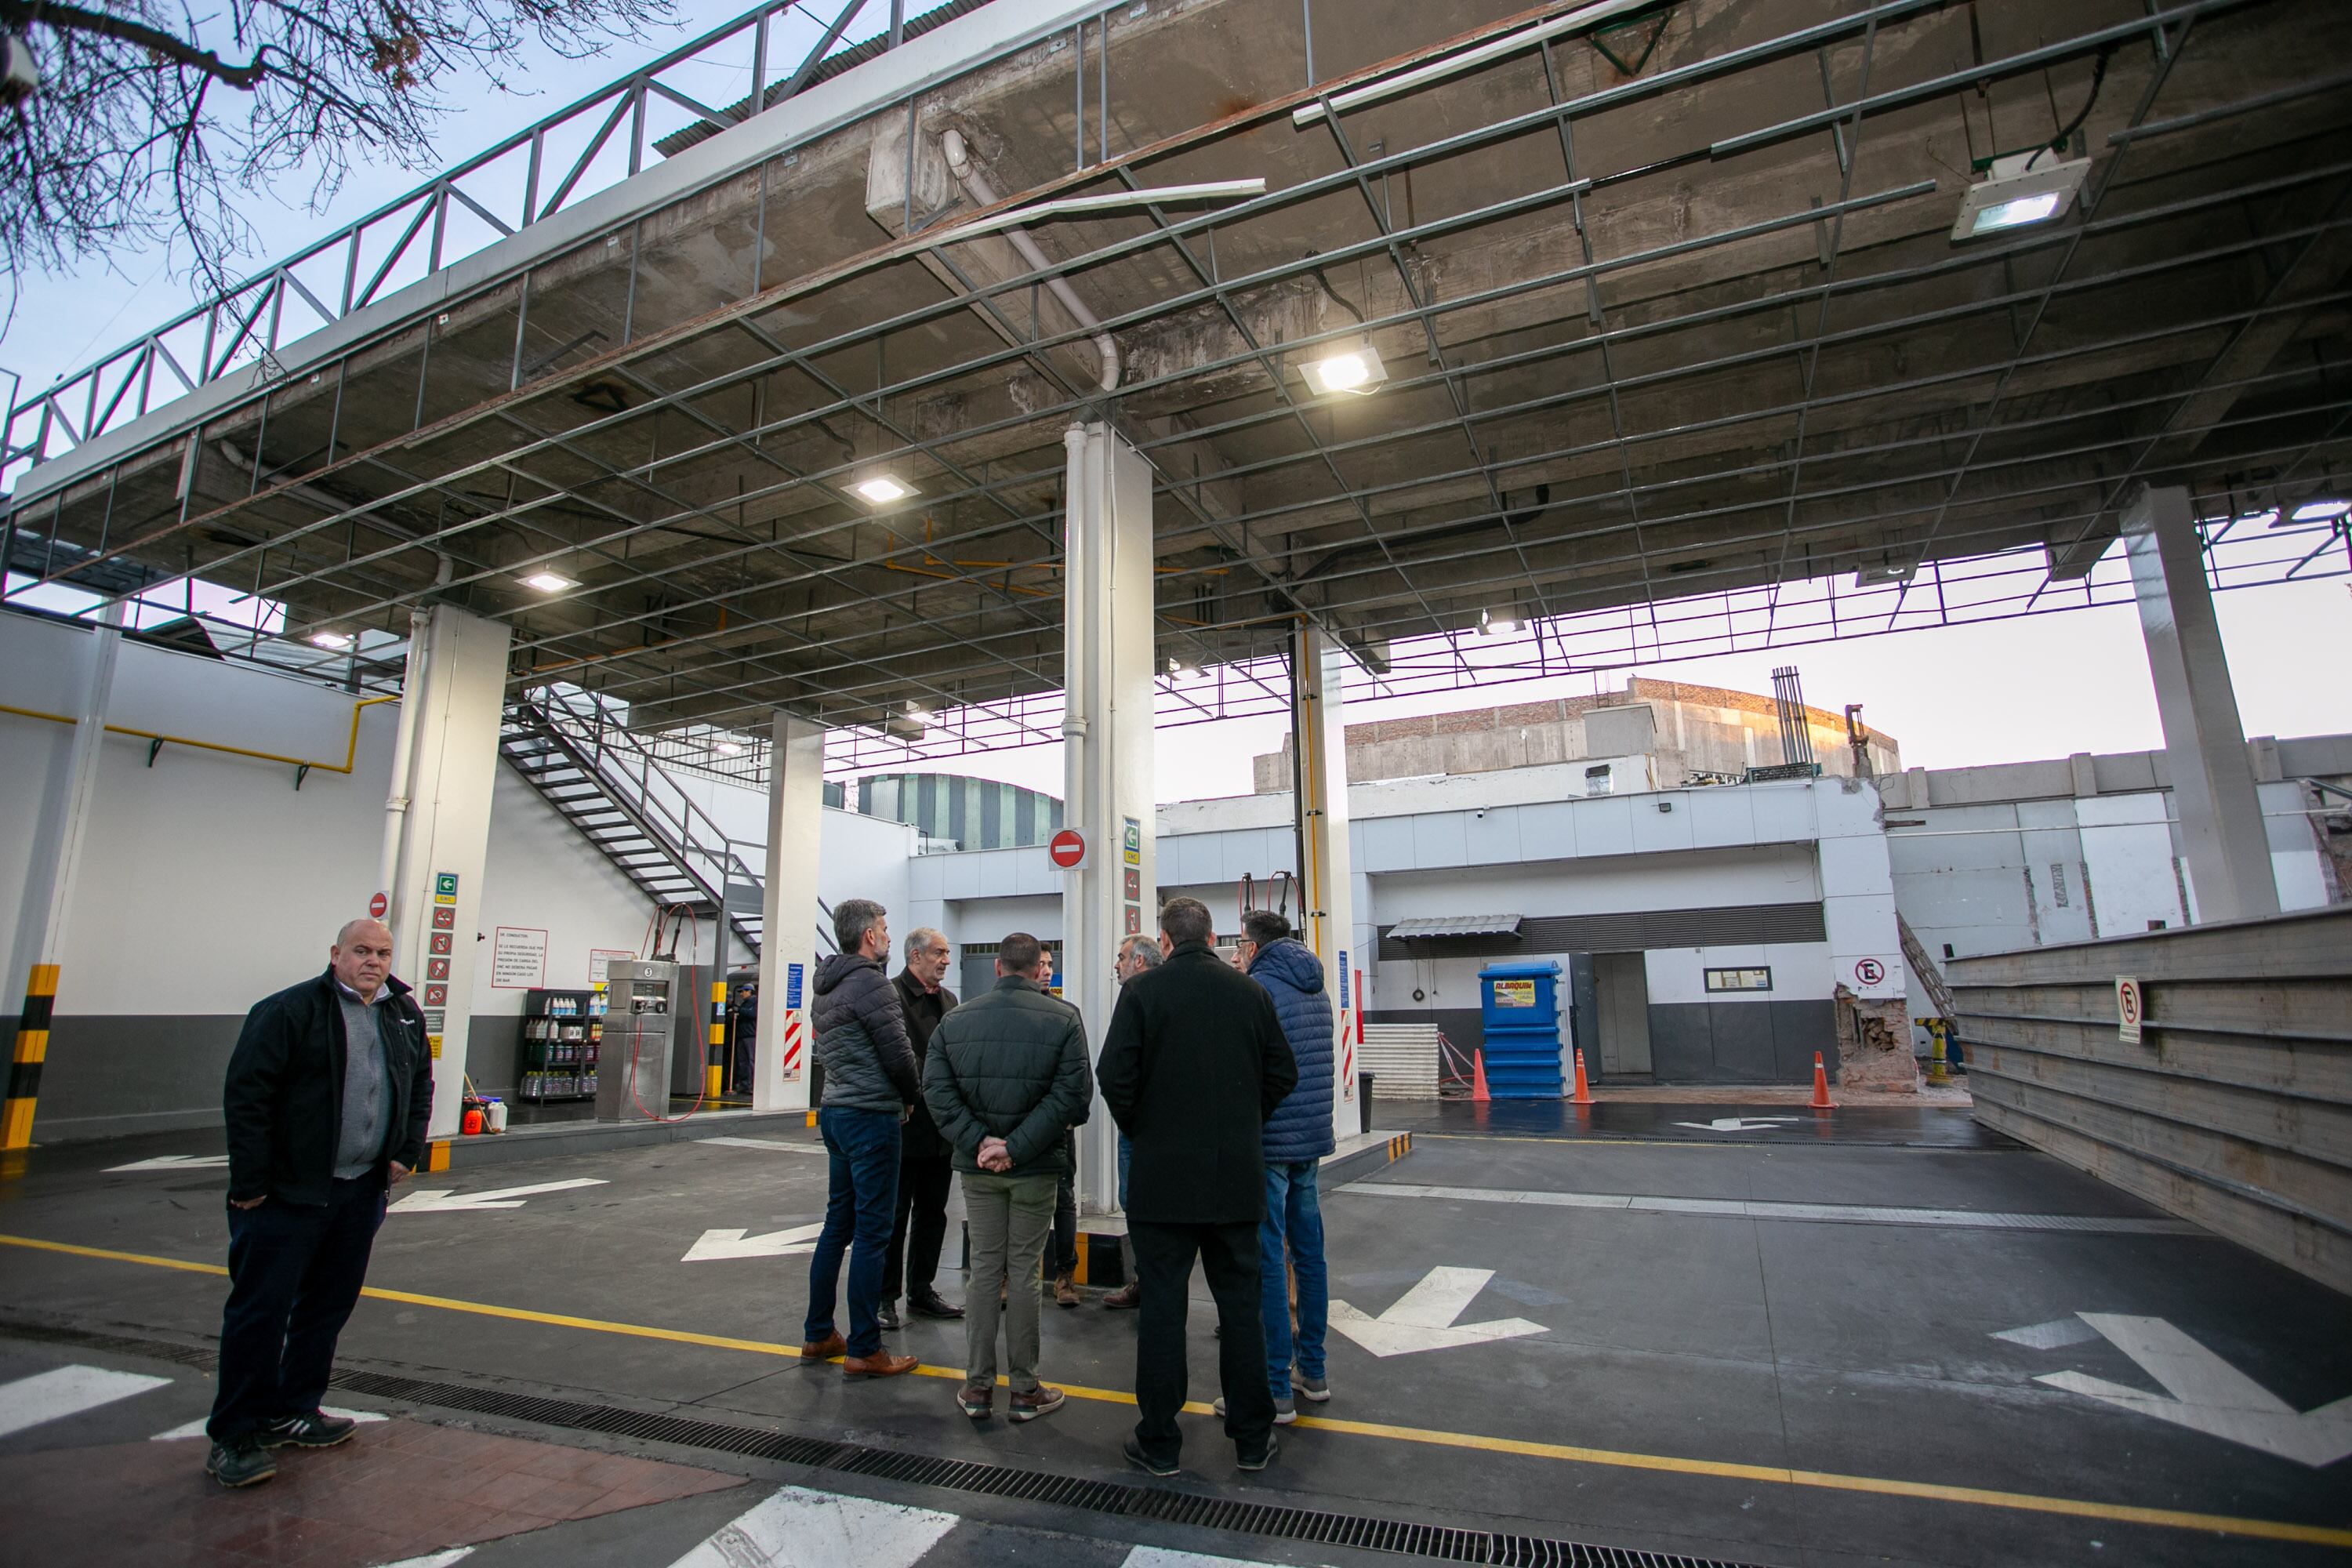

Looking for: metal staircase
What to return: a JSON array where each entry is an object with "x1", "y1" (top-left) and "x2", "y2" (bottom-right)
[{"x1": 501, "y1": 691, "x2": 812, "y2": 960}]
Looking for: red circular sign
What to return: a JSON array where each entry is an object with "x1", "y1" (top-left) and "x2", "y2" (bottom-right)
[
  {"x1": 368, "y1": 891, "x2": 389, "y2": 920},
  {"x1": 1048, "y1": 829, "x2": 1087, "y2": 869},
  {"x1": 1853, "y1": 957, "x2": 1886, "y2": 986}
]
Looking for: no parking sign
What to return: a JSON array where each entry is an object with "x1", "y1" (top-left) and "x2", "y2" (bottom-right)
[{"x1": 2117, "y1": 976, "x2": 2144, "y2": 1044}]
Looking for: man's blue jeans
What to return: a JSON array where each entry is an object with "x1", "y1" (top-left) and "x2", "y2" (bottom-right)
[
  {"x1": 805, "y1": 1106, "x2": 902, "y2": 1356},
  {"x1": 1259, "y1": 1159, "x2": 1327, "y2": 1399}
]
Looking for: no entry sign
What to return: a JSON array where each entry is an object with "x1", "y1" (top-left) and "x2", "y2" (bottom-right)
[
  {"x1": 368, "y1": 891, "x2": 389, "y2": 920},
  {"x1": 1048, "y1": 829, "x2": 1087, "y2": 870}
]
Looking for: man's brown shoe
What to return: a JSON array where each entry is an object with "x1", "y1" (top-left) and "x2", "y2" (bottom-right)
[
  {"x1": 1102, "y1": 1282, "x2": 1141, "y2": 1310},
  {"x1": 1008, "y1": 1385, "x2": 1066, "y2": 1422},
  {"x1": 1054, "y1": 1272, "x2": 1081, "y2": 1308},
  {"x1": 843, "y1": 1351, "x2": 920, "y2": 1380},
  {"x1": 956, "y1": 1382, "x2": 993, "y2": 1419},
  {"x1": 800, "y1": 1332, "x2": 845, "y2": 1365}
]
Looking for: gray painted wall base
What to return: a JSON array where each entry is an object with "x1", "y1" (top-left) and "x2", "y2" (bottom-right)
[{"x1": 13, "y1": 1011, "x2": 527, "y2": 1143}]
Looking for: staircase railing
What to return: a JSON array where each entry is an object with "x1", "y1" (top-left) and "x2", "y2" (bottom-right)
[
  {"x1": 507, "y1": 688, "x2": 840, "y2": 962},
  {"x1": 511, "y1": 690, "x2": 767, "y2": 952}
]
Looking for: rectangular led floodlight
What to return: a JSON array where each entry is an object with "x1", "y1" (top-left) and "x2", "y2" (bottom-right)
[{"x1": 1951, "y1": 153, "x2": 2090, "y2": 241}]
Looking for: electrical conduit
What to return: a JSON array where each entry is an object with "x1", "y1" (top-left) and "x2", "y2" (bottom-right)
[{"x1": 942, "y1": 129, "x2": 1120, "y2": 393}]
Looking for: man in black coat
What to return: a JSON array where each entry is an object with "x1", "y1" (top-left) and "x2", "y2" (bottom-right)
[
  {"x1": 205, "y1": 918, "x2": 432, "y2": 1489},
  {"x1": 1098, "y1": 896, "x2": 1298, "y2": 1477},
  {"x1": 882, "y1": 925, "x2": 961, "y2": 1329}
]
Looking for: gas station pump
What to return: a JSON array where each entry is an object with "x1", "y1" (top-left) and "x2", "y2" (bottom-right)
[{"x1": 596, "y1": 958, "x2": 677, "y2": 1122}]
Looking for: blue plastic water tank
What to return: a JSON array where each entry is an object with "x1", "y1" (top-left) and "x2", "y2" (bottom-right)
[{"x1": 1477, "y1": 960, "x2": 1566, "y2": 1098}]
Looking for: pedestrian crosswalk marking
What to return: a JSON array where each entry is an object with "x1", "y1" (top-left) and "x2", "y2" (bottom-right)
[
  {"x1": 0, "y1": 1364, "x2": 170, "y2": 1439},
  {"x1": 667, "y1": 1484, "x2": 960, "y2": 1568}
]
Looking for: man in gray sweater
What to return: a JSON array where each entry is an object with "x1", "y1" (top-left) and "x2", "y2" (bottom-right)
[{"x1": 922, "y1": 931, "x2": 1093, "y2": 1423}]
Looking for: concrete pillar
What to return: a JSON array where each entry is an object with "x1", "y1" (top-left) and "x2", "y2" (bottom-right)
[
  {"x1": 757, "y1": 713, "x2": 826, "y2": 1112},
  {"x1": 2, "y1": 607, "x2": 122, "y2": 1150},
  {"x1": 2123, "y1": 483, "x2": 2280, "y2": 923},
  {"x1": 381, "y1": 606, "x2": 513, "y2": 1145},
  {"x1": 1290, "y1": 622, "x2": 1359, "y2": 1142},
  {"x1": 1061, "y1": 421, "x2": 1157, "y2": 1214}
]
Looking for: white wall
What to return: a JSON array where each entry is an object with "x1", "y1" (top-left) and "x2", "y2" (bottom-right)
[{"x1": 470, "y1": 766, "x2": 684, "y2": 1013}]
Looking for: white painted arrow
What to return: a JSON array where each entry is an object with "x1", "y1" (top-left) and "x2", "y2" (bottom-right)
[
  {"x1": 106, "y1": 1155, "x2": 230, "y2": 1172},
  {"x1": 1671, "y1": 1117, "x2": 1801, "y2": 1133},
  {"x1": 1327, "y1": 1267, "x2": 1545, "y2": 1358},
  {"x1": 2034, "y1": 1313, "x2": 2352, "y2": 1468},
  {"x1": 682, "y1": 1222, "x2": 826, "y2": 1262},
  {"x1": 388, "y1": 1178, "x2": 606, "y2": 1214}
]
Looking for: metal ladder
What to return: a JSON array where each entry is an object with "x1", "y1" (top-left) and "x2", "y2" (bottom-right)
[{"x1": 500, "y1": 691, "x2": 833, "y2": 961}]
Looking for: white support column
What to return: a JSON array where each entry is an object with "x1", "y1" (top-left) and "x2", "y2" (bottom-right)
[
  {"x1": 3, "y1": 606, "x2": 122, "y2": 1151},
  {"x1": 1062, "y1": 421, "x2": 1156, "y2": 1214},
  {"x1": 2123, "y1": 483, "x2": 2280, "y2": 923},
  {"x1": 757, "y1": 713, "x2": 826, "y2": 1112},
  {"x1": 1290, "y1": 622, "x2": 1358, "y2": 1142},
  {"x1": 381, "y1": 606, "x2": 513, "y2": 1146}
]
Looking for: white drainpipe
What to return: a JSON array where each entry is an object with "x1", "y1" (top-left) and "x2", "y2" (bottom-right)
[{"x1": 941, "y1": 129, "x2": 1120, "y2": 394}]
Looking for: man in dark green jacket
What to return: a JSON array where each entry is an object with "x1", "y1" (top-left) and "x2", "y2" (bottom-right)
[{"x1": 921, "y1": 931, "x2": 1092, "y2": 1424}]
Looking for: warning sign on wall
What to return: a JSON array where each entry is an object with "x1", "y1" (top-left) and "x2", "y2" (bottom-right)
[
  {"x1": 2116, "y1": 976, "x2": 2144, "y2": 1045},
  {"x1": 490, "y1": 927, "x2": 548, "y2": 989}
]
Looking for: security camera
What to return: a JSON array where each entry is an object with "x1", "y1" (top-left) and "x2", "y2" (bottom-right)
[{"x1": 1473, "y1": 808, "x2": 1486, "y2": 819}]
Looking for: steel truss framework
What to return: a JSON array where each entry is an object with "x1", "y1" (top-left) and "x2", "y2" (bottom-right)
[{"x1": 3, "y1": 0, "x2": 2348, "y2": 773}]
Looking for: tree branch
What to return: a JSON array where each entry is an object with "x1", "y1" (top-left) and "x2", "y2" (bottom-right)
[{"x1": 2, "y1": 2, "x2": 271, "y2": 89}]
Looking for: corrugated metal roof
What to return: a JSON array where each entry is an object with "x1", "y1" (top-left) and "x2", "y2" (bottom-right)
[{"x1": 1387, "y1": 914, "x2": 1523, "y2": 941}]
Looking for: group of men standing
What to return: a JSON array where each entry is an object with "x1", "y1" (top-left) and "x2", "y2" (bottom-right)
[
  {"x1": 199, "y1": 891, "x2": 1337, "y2": 1489},
  {"x1": 800, "y1": 894, "x2": 1336, "y2": 1475}
]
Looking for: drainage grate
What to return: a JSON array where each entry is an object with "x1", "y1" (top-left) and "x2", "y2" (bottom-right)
[{"x1": 3, "y1": 1318, "x2": 1759, "y2": 1568}]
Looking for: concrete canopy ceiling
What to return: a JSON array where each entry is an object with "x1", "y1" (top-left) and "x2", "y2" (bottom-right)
[{"x1": 9, "y1": 0, "x2": 2351, "y2": 741}]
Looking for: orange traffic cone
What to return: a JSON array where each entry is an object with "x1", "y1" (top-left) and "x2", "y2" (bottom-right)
[
  {"x1": 1472, "y1": 1048, "x2": 1492, "y2": 1103},
  {"x1": 1809, "y1": 1051, "x2": 1835, "y2": 1110},
  {"x1": 1570, "y1": 1047, "x2": 1595, "y2": 1105}
]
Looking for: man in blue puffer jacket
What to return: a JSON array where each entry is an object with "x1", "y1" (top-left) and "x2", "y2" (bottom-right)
[{"x1": 1241, "y1": 909, "x2": 1335, "y2": 1423}]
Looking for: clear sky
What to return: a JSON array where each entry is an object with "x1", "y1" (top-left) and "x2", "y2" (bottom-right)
[
  {"x1": 899, "y1": 575, "x2": 2352, "y2": 803},
  {"x1": 7, "y1": 4, "x2": 2347, "y2": 805}
]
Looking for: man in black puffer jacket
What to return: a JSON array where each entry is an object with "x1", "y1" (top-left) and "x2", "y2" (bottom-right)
[
  {"x1": 800, "y1": 898, "x2": 920, "y2": 1381},
  {"x1": 923, "y1": 931, "x2": 1092, "y2": 1424}
]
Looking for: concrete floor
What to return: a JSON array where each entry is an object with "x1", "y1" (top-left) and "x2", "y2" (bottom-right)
[{"x1": 2, "y1": 1109, "x2": 2347, "y2": 1567}]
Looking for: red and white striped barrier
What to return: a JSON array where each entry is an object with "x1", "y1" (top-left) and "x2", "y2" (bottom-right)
[{"x1": 782, "y1": 1010, "x2": 805, "y2": 1076}]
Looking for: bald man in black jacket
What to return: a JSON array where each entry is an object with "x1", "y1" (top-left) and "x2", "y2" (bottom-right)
[{"x1": 1098, "y1": 896, "x2": 1296, "y2": 1477}]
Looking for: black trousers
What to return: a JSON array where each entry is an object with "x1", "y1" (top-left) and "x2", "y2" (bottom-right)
[
  {"x1": 884, "y1": 1153, "x2": 953, "y2": 1301},
  {"x1": 1049, "y1": 1129, "x2": 1078, "y2": 1276},
  {"x1": 1128, "y1": 1219, "x2": 1276, "y2": 1465},
  {"x1": 206, "y1": 1170, "x2": 387, "y2": 1443}
]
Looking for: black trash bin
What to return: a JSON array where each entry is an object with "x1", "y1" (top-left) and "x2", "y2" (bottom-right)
[{"x1": 1359, "y1": 1071, "x2": 1375, "y2": 1134}]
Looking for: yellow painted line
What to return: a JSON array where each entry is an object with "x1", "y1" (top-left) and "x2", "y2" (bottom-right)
[{"x1": 4, "y1": 1230, "x2": 2347, "y2": 1550}]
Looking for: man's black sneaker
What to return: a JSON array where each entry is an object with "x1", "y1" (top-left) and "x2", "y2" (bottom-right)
[
  {"x1": 909, "y1": 1288, "x2": 965, "y2": 1320},
  {"x1": 263, "y1": 1410, "x2": 358, "y2": 1449},
  {"x1": 205, "y1": 1439, "x2": 278, "y2": 1487},
  {"x1": 876, "y1": 1301, "x2": 905, "y2": 1332},
  {"x1": 1237, "y1": 1432, "x2": 1279, "y2": 1472},
  {"x1": 1122, "y1": 1436, "x2": 1180, "y2": 1477}
]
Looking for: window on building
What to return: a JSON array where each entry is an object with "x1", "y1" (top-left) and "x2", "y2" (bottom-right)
[
  {"x1": 1704, "y1": 967, "x2": 1773, "y2": 993},
  {"x1": 1584, "y1": 763, "x2": 1614, "y2": 796}
]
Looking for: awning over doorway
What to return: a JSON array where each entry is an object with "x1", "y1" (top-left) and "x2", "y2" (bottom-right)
[{"x1": 1386, "y1": 914, "x2": 1524, "y2": 941}]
